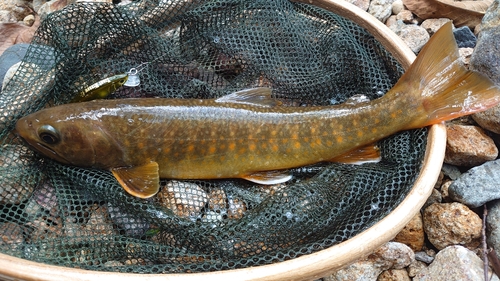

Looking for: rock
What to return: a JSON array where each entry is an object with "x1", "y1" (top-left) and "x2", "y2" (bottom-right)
[
  {"x1": 107, "y1": 203, "x2": 150, "y2": 237},
  {"x1": 23, "y1": 14, "x2": 35, "y2": 26},
  {"x1": 441, "y1": 163, "x2": 462, "y2": 180},
  {"x1": 473, "y1": 108, "x2": 500, "y2": 134},
  {"x1": 392, "y1": 212, "x2": 425, "y2": 251},
  {"x1": 368, "y1": 0, "x2": 396, "y2": 23},
  {"x1": 421, "y1": 18, "x2": 452, "y2": 35},
  {"x1": 389, "y1": 22, "x2": 429, "y2": 53},
  {"x1": 157, "y1": 180, "x2": 209, "y2": 220},
  {"x1": 0, "y1": 43, "x2": 29, "y2": 89},
  {"x1": 377, "y1": 269, "x2": 411, "y2": 281},
  {"x1": 449, "y1": 159, "x2": 500, "y2": 207},
  {"x1": 396, "y1": 10, "x2": 417, "y2": 24},
  {"x1": 391, "y1": 0, "x2": 404, "y2": 15},
  {"x1": 444, "y1": 124, "x2": 498, "y2": 167},
  {"x1": 414, "y1": 245, "x2": 500, "y2": 281},
  {"x1": 423, "y1": 203, "x2": 482, "y2": 250},
  {"x1": 328, "y1": 242, "x2": 414, "y2": 281},
  {"x1": 37, "y1": 0, "x2": 75, "y2": 19},
  {"x1": 458, "y1": 47, "x2": 474, "y2": 66},
  {"x1": 469, "y1": 1, "x2": 500, "y2": 86},
  {"x1": 407, "y1": 260, "x2": 427, "y2": 278},
  {"x1": 440, "y1": 180, "x2": 453, "y2": 202},
  {"x1": 0, "y1": 0, "x2": 32, "y2": 22},
  {"x1": 487, "y1": 200, "x2": 500, "y2": 265},
  {"x1": 385, "y1": 15, "x2": 398, "y2": 29},
  {"x1": 414, "y1": 251, "x2": 434, "y2": 264},
  {"x1": 346, "y1": 0, "x2": 370, "y2": 11},
  {"x1": 453, "y1": 26, "x2": 477, "y2": 48}
]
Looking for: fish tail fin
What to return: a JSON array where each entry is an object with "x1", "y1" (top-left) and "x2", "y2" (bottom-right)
[{"x1": 393, "y1": 22, "x2": 500, "y2": 127}]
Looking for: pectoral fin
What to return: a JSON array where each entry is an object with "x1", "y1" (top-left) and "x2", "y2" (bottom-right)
[
  {"x1": 329, "y1": 143, "x2": 381, "y2": 165},
  {"x1": 111, "y1": 162, "x2": 160, "y2": 198},
  {"x1": 242, "y1": 171, "x2": 292, "y2": 185}
]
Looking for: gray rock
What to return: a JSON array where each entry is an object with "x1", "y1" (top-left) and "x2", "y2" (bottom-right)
[
  {"x1": 414, "y1": 245, "x2": 499, "y2": 281},
  {"x1": 368, "y1": 0, "x2": 396, "y2": 23},
  {"x1": 470, "y1": 0, "x2": 500, "y2": 85},
  {"x1": 487, "y1": 200, "x2": 500, "y2": 265},
  {"x1": 389, "y1": 22, "x2": 429, "y2": 53},
  {"x1": 449, "y1": 159, "x2": 500, "y2": 207},
  {"x1": 0, "y1": 43, "x2": 29, "y2": 91},
  {"x1": 453, "y1": 26, "x2": 477, "y2": 48},
  {"x1": 328, "y1": 242, "x2": 414, "y2": 281},
  {"x1": 441, "y1": 163, "x2": 462, "y2": 180}
]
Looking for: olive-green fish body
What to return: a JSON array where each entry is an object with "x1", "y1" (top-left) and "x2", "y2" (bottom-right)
[{"x1": 15, "y1": 23, "x2": 500, "y2": 198}]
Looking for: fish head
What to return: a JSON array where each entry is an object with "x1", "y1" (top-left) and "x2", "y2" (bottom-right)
[{"x1": 15, "y1": 107, "x2": 121, "y2": 168}]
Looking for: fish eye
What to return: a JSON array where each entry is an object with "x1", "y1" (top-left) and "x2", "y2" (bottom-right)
[{"x1": 38, "y1": 125, "x2": 60, "y2": 145}]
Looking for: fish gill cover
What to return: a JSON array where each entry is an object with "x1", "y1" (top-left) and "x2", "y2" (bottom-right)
[{"x1": 0, "y1": 0, "x2": 426, "y2": 273}]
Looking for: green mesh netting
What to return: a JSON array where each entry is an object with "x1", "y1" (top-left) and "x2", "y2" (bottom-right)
[{"x1": 0, "y1": 0, "x2": 427, "y2": 273}]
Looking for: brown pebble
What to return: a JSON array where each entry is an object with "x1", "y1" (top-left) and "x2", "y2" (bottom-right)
[
  {"x1": 444, "y1": 124, "x2": 498, "y2": 167},
  {"x1": 423, "y1": 202, "x2": 482, "y2": 250}
]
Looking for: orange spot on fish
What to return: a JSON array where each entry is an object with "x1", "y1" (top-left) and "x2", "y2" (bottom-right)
[
  {"x1": 272, "y1": 144, "x2": 279, "y2": 152},
  {"x1": 357, "y1": 131, "x2": 363, "y2": 137},
  {"x1": 249, "y1": 143, "x2": 256, "y2": 151},
  {"x1": 391, "y1": 112, "x2": 398, "y2": 118},
  {"x1": 336, "y1": 136, "x2": 343, "y2": 143},
  {"x1": 187, "y1": 144, "x2": 195, "y2": 152},
  {"x1": 291, "y1": 133, "x2": 299, "y2": 139},
  {"x1": 209, "y1": 146, "x2": 216, "y2": 154},
  {"x1": 327, "y1": 140, "x2": 333, "y2": 146},
  {"x1": 372, "y1": 128, "x2": 378, "y2": 134},
  {"x1": 238, "y1": 148, "x2": 246, "y2": 155},
  {"x1": 294, "y1": 142, "x2": 301, "y2": 149},
  {"x1": 229, "y1": 142, "x2": 236, "y2": 151},
  {"x1": 315, "y1": 138, "x2": 322, "y2": 145}
]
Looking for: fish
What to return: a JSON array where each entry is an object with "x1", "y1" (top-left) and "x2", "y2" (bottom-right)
[
  {"x1": 70, "y1": 73, "x2": 128, "y2": 102},
  {"x1": 14, "y1": 22, "x2": 500, "y2": 199}
]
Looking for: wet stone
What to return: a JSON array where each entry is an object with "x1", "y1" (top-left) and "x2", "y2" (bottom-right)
[
  {"x1": 414, "y1": 245, "x2": 499, "y2": 281},
  {"x1": 449, "y1": 159, "x2": 500, "y2": 207},
  {"x1": 444, "y1": 124, "x2": 498, "y2": 167},
  {"x1": 423, "y1": 202, "x2": 482, "y2": 250}
]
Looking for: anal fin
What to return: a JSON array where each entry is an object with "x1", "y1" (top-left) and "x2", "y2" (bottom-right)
[
  {"x1": 242, "y1": 171, "x2": 292, "y2": 185},
  {"x1": 329, "y1": 143, "x2": 381, "y2": 165},
  {"x1": 111, "y1": 161, "x2": 160, "y2": 198}
]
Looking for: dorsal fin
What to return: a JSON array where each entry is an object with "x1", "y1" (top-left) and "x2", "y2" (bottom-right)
[{"x1": 215, "y1": 87, "x2": 281, "y2": 107}]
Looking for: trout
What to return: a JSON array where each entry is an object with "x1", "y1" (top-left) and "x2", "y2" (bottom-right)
[{"x1": 14, "y1": 23, "x2": 500, "y2": 198}]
